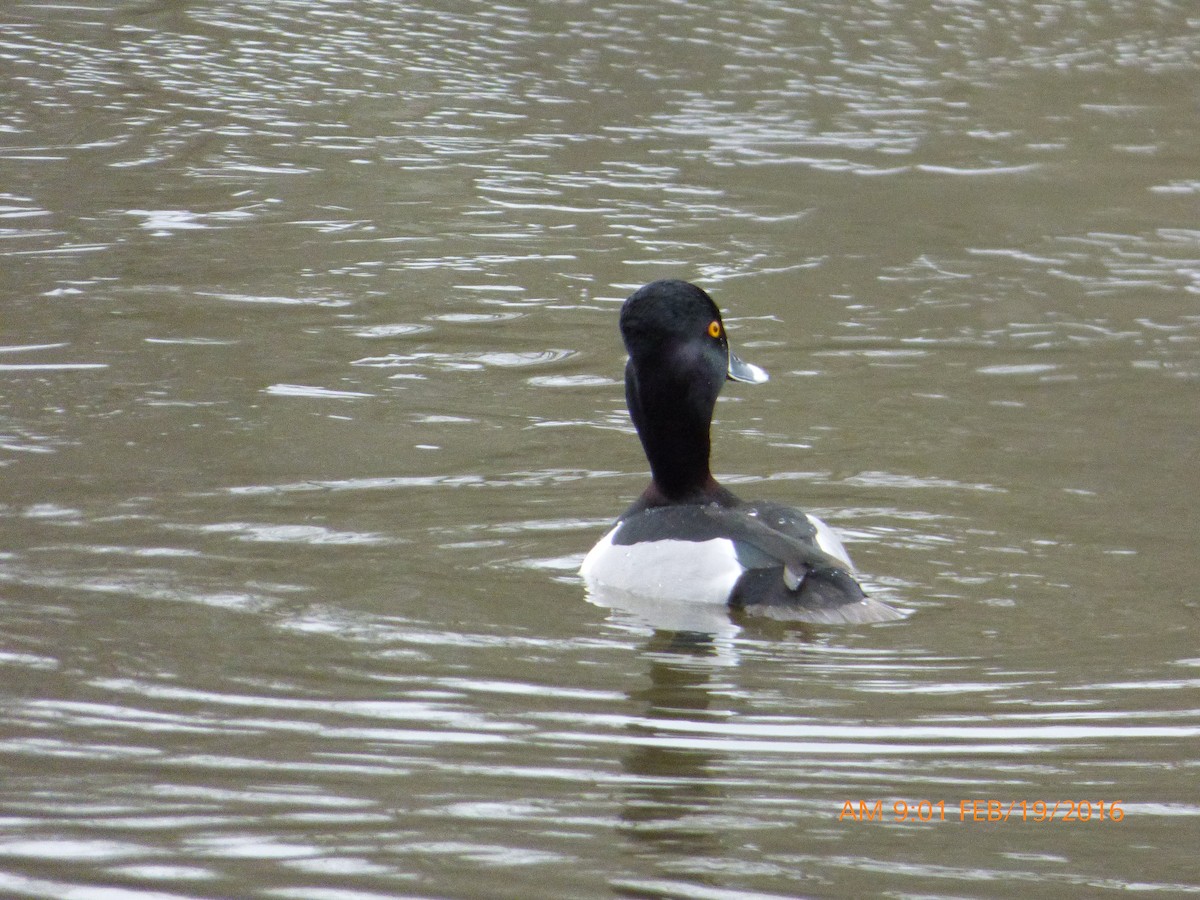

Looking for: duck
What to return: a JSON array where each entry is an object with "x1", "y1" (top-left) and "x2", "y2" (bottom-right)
[{"x1": 580, "y1": 279, "x2": 902, "y2": 625}]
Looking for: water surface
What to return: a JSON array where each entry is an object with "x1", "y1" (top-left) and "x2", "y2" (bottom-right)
[{"x1": 2, "y1": 1, "x2": 1198, "y2": 897}]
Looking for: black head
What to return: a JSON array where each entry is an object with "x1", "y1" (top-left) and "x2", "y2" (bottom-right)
[
  {"x1": 618, "y1": 280, "x2": 767, "y2": 505},
  {"x1": 620, "y1": 280, "x2": 767, "y2": 387}
]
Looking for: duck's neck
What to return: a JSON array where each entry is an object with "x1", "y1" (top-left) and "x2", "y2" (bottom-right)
[{"x1": 625, "y1": 359, "x2": 734, "y2": 506}]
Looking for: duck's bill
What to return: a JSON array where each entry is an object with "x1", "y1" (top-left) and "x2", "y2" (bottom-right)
[{"x1": 727, "y1": 351, "x2": 769, "y2": 384}]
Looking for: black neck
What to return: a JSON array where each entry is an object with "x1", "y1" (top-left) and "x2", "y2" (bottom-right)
[{"x1": 625, "y1": 358, "x2": 728, "y2": 504}]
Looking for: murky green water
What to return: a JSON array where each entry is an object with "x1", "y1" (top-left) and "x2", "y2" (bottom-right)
[{"x1": 2, "y1": 1, "x2": 1198, "y2": 897}]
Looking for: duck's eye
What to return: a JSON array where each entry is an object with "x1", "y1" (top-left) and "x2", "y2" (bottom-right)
[{"x1": 707, "y1": 320, "x2": 722, "y2": 339}]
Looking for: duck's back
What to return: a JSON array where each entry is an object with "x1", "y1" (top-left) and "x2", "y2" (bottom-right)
[{"x1": 580, "y1": 501, "x2": 902, "y2": 624}]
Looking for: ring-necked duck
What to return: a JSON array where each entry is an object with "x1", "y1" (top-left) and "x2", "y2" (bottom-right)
[{"x1": 581, "y1": 279, "x2": 902, "y2": 624}]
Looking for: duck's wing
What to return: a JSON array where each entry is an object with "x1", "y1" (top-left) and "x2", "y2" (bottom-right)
[
  {"x1": 694, "y1": 505, "x2": 904, "y2": 625},
  {"x1": 738, "y1": 499, "x2": 855, "y2": 570},
  {"x1": 694, "y1": 503, "x2": 846, "y2": 580},
  {"x1": 737, "y1": 500, "x2": 820, "y2": 542}
]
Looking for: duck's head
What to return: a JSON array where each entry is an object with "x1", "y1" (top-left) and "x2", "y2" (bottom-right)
[{"x1": 619, "y1": 280, "x2": 768, "y2": 503}]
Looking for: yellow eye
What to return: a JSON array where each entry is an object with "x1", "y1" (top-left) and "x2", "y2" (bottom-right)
[{"x1": 707, "y1": 320, "x2": 722, "y2": 339}]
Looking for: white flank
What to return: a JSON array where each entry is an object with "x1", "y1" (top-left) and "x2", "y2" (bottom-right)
[
  {"x1": 580, "y1": 528, "x2": 744, "y2": 605},
  {"x1": 806, "y1": 514, "x2": 855, "y2": 570}
]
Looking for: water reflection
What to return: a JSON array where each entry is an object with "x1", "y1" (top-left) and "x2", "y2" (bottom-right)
[
  {"x1": 587, "y1": 587, "x2": 745, "y2": 641},
  {"x1": 620, "y1": 635, "x2": 732, "y2": 878}
]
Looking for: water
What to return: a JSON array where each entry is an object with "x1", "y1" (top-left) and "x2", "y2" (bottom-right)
[{"x1": 2, "y1": 0, "x2": 1198, "y2": 897}]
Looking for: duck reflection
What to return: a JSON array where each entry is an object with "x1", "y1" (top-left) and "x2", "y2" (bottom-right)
[{"x1": 616, "y1": 630, "x2": 732, "y2": 861}]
